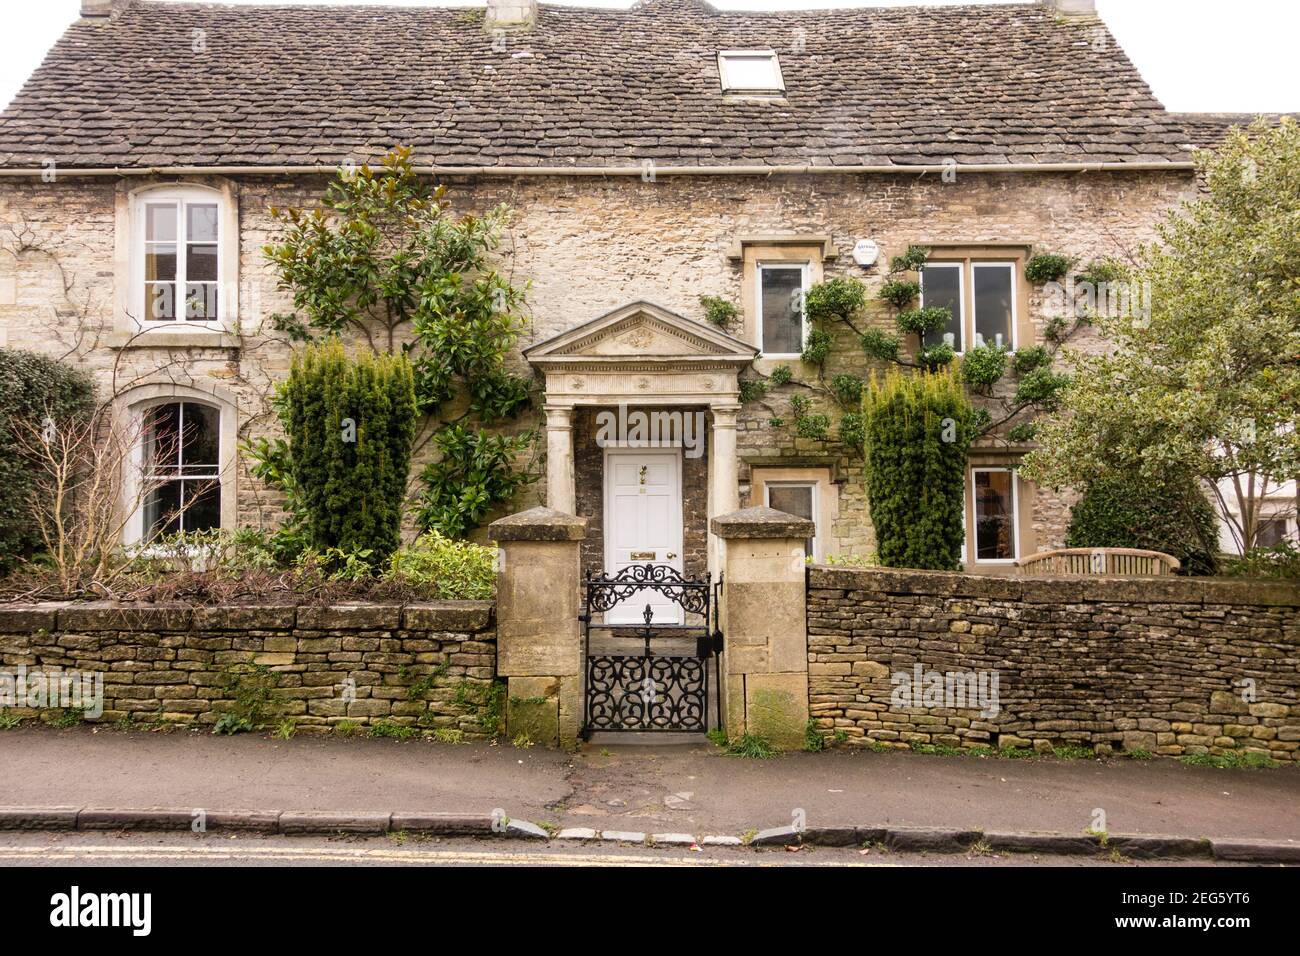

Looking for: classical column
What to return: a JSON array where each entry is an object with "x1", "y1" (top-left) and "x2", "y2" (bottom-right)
[
  {"x1": 709, "y1": 404, "x2": 741, "y2": 516},
  {"x1": 544, "y1": 404, "x2": 576, "y2": 515}
]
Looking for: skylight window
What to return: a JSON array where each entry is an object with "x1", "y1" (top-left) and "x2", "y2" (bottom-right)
[{"x1": 717, "y1": 50, "x2": 785, "y2": 94}]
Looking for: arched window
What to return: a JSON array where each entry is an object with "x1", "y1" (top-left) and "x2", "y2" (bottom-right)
[
  {"x1": 120, "y1": 385, "x2": 237, "y2": 545},
  {"x1": 140, "y1": 401, "x2": 222, "y2": 537}
]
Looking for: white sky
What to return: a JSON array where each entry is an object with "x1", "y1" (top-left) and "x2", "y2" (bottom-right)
[{"x1": 1, "y1": 0, "x2": 1296, "y2": 113}]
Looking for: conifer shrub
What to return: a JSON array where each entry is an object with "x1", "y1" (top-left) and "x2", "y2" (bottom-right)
[
  {"x1": 281, "y1": 339, "x2": 417, "y2": 566},
  {"x1": 862, "y1": 368, "x2": 974, "y2": 570}
]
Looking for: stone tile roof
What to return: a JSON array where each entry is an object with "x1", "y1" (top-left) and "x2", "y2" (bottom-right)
[
  {"x1": 0, "y1": 0, "x2": 1195, "y2": 170},
  {"x1": 1169, "y1": 112, "x2": 1295, "y2": 149}
]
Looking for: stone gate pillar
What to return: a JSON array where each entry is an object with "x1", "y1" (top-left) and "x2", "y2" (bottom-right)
[
  {"x1": 712, "y1": 506, "x2": 813, "y2": 749},
  {"x1": 489, "y1": 507, "x2": 587, "y2": 747}
]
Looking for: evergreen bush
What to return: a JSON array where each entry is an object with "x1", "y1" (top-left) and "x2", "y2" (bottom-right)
[
  {"x1": 1065, "y1": 472, "x2": 1220, "y2": 575},
  {"x1": 282, "y1": 339, "x2": 417, "y2": 565},
  {"x1": 862, "y1": 368, "x2": 974, "y2": 570}
]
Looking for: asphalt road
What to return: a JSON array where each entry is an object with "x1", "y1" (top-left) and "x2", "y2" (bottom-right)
[{"x1": 0, "y1": 831, "x2": 1249, "y2": 867}]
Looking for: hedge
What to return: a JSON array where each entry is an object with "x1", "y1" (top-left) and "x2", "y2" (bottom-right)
[{"x1": 0, "y1": 349, "x2": 95, "y2": 574}]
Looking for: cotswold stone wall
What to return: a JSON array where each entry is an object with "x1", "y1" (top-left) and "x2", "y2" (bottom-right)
[
  {"x1": 0, "y1": 169, "x2": 1196, "y2": 553},
  {"x1": 807, "y1": 567, "x2": 1300, "y2": 762},
  {"x1": 0, "y1": 602, "x2": 498, "y2": 736}
]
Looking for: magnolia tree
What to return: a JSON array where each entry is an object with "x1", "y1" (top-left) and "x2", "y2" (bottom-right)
[
  {"x1": 259, "y1": 147, "x2": 537, "y2": 542},
  {"x1": 1021, "y1": 118, "x2": 1300, "y2": 552}
]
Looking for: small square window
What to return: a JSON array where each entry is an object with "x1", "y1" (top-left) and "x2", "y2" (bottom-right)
[
  {"x1": 765, "y1": 481, "x2": 819, "y2": 560},
  {"x1": 1257, "y1": 517, "x2": 1291, "y2": 548},
  {"x1": 718, "y1": 50, "x2": 785, "y2": 94}
]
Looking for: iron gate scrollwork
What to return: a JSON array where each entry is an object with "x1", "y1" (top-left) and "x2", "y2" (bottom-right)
[{"x1": 579, "y1": 564, "x2": 723, "y2": 737}]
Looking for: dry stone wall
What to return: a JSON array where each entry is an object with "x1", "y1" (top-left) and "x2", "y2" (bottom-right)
[
  {"x1": 0, "y1": 602, "x2": 498, "y2": 736},
  {"x1": 807, "y1": 567, "x2": 1300, "y2": 762}
]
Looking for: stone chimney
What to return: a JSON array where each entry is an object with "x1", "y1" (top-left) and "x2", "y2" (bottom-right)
[
  {"x1": 81, "y1": 0, "x2": 113, "y2": 16},
  {"x1": 485, "y1": 0, "x2": 538, "y2": 30},
  {"x1": 1044, "y1": 0, "x2": 1097, "y2": 15}
]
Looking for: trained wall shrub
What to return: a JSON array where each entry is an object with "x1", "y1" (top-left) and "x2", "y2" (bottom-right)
[
  {"x1": 0, "y1": 349, "x2": 95, "y2": 574},
  {"x1": 862, "y1": 368, "x2": 974, "y2": 570},
  {"x1": 1066, "y1": 472, "x2": 1220, "y2": 575},
  {"x1": 282, "y1": 339, "x2": 417, "y2": 566}
]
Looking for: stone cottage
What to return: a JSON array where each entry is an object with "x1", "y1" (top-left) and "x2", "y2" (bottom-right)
[{"x1": 0, "y1": 0, "x2": 1257, "y2": 586}]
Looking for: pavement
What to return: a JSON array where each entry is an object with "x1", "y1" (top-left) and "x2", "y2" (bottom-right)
[{"x1": 2, "y1": 725, "x2": 1298, "y2": 861}]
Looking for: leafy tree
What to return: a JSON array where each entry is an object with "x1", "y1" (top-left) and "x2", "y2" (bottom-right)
[
  {"x1": 861, "y1": 368, "x2": 975, "y2": 570},
  {"x1": 1022, "y1": 118, "x2": 1300, "y2": 551},
  {"x1": 280, "y1": 339, "x2": 417, "y2": 565},
  {"x1": 262, "y1": 147, "x2": 537, "y2": 541}
]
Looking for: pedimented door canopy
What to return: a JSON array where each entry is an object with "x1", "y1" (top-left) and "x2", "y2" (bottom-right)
[{"x1": 523, "y1": 300, "x2": 758, "y2": 407}]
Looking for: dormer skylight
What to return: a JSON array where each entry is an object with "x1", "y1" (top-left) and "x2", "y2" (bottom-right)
[{"x1": 717, "y1": 50, "x2": 785, "y2": 95}]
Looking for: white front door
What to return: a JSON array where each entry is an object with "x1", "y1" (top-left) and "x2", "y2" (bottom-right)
[{"x1": 604, "y1": 449, "x2": 684, "y2": 625}]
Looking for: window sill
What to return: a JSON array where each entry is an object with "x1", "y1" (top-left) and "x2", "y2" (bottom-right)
[
  {"x1": 108, "y1": 328, "x2": 241, "y2": 350},
  {"x1": 722, "y1": 94, "x2": 789, "y2": 106}
]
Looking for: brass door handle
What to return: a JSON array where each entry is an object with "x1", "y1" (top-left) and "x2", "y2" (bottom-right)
[{"x1": 667, "y1": 552, "x2": 678, "y2": 560}]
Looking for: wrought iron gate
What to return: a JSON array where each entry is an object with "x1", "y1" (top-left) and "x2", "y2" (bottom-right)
[{"x1": 579, "y1": 565, "x2": 723, "y2": 737}]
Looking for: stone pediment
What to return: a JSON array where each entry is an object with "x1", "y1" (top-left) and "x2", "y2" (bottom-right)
[{"x1": 524, "y1": 301, "x2": 758, "y2": 368}]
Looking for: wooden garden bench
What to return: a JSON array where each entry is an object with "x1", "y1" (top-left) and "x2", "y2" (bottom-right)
[{"x1": 1015, "y1": 547, "x2": 1181, "y2": 577}]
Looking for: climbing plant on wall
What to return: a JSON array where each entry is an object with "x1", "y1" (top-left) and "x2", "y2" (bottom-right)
[
  {"x1": 738, "y1": 244, "x2": 1086, "y2": 450},
  {"x1": 259, "y1": 146, "x2": 538, "y2": 542}
]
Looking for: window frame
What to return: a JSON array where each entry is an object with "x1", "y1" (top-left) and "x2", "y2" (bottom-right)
[
  {"x1": 971, "y1": 260, "x2": 1019, "y2": 352},
  {"x1": 969, "y1": 466, "x2": 1020, "y2": 564},
  {"x1": 763, "y1": 479, "x2": 821, "y2": 561},
  {"x1": 717, "y1": 49, "x2": 785, "y2": 95},
  {"x1": 919, "y1": 260, "x2": 967, "y2": 354},
  {"x1": 140, "y1": 400, "x2": 223, "y2": 539},
  {"x1": 128, "y1": 185, "x2": 227, "y2": 330},
  {"x1": 918, "y1": 254, "x2": 1025, "y2": 356},
  {"x1": 756, "y1": 260, "x2": 810, "y2": 359}
]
